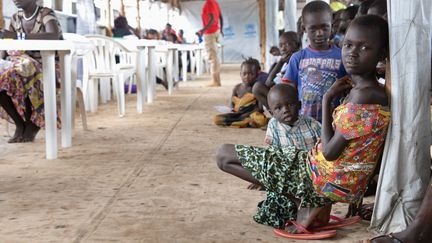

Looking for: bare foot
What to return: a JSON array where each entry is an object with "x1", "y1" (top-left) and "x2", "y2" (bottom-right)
[
  {"x1": 8, "y1": 123, "x2": 24, "y2": 143},
  {"x1": 21, "y1": 122, "x2": 40, "y2": 142},
  {"x1": 285, "y1": 205, "x2": 332, "y2": 232}
]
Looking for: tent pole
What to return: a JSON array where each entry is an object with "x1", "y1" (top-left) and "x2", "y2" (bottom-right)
[
  {"x1": 0, "y1": 0, "x2": 4, "y2": 29},
  {"x1": 120, "y1": 0, "x2": 126, "y2": 16},
  {"x1": 259, "y1": 0, "x2": 266, "y2": 67},
  {"x1": 137, "y1": 0, "x2": 142, "y2": 37},
  {"x1": 107, "y1": 0, "x2": 113, "y2": 36}
]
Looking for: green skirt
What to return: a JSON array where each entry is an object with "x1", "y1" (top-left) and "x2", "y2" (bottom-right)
[{"x1": 235, "y1": 145, "x2": 332, "y2": 228}]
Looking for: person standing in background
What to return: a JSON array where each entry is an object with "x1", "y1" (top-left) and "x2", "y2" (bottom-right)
[{"x1": 197, "y1": 0, "x2": 223, "y2": 87}]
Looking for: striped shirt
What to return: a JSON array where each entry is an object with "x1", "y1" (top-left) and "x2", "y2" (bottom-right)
[{"x1": 264, "y1": 116, "x2": 321, "y2": 151}]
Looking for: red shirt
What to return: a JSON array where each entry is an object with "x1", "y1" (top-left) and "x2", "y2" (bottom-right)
[{"x1": 202, "y1": 0, "x2": 221, "y2": 34}]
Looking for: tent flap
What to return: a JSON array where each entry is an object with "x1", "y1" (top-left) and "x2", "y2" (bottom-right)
[{"x1": 370, "y1": 0, "x2": 432, "y2": 234}]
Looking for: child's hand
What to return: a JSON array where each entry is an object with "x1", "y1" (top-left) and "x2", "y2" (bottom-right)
[
  {"x1": 325, "y1": 76, "x2": 353, "y2": 99},
  {"x1": 280, "y1": 52, "x2": 292, "y2": 63}
]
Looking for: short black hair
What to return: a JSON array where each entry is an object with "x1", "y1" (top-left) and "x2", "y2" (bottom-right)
[
  {"x1": 302, "y1": 1, "x2": 332, "y2": 18},
  {"x1": 268, "y1": 83, "x2": 298, "y2": 101},
  {"x1": 357, "y1": 0, "x2": 375, "y2": 16},
  {"x1": 280, "y1": 31, "x2": 301, "y2": 50},
  {"x1": 368, "y1": 0, "x2": 387, "y2": 17},
  {"x1": 241, "y1": 57, "x2": 260, "y2": 72},
  {"x1": 269, "y1": 46, "x2": 279, "y2": 53},
  {"x1": 343, "y1": 5, "x2": 360, "y2": 20},
  {"x1": 114, "y1": 16, "x2": 128, "y2": 29},
  {"x1": 349, "y1": 15, "x2": 389, "y2": 53}
]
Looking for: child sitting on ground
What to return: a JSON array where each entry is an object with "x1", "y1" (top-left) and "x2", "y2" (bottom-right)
[
  {"x1": 248, "y1": 83, "x2": 321, "y2": 190},
  {"x1": 253, "y1": 31, "x2": 301, "y2": 111},
  {"x1": 264, "y1": 83, "x2": 321, "y2": 150},
  {"x1": 250, "y1": 58, "x2": 269, "y2": 84},
  {"x1": 282, "y1": 1, "x2": 347, "y2": 123},
  {"x1": 216, "y1": 14, "x2": 390, "y2": 240},
  {"x1": 214, "y1": 58, "x2": 268, "y2": 128}
]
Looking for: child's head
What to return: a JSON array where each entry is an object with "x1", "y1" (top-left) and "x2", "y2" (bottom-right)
[
  {"x1": 367, "y1": 0, "x2": 387, "y2": 20},
  {"x1": 240, "y1": 57, "x2": 259, "y2": 86},
  {"x1": 269, "y1": 46, "x2": 281, "y2": 56},
  {"x1": 267, "y1": 84, "x2": 301, "y2": 126},
  {"x1": 342, "y1": 15, "x2": 388, "y2": 76},
  {"x1": 331, "y1": 9, "x2": 344, "y2": 37},
  {"x1": 279, "y1": 31, "x2": 301, "y2": 55},
  {"x1": 338, "y1": 5, "x2": 359, "y2": 34},
  {"x1": 301, "y1": 1, "x2": 333, "y2": 50}
]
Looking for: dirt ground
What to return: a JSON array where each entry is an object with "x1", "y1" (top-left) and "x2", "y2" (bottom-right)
[{"x1": 0, "y1": 64, "x2": 376, "y2": 242}]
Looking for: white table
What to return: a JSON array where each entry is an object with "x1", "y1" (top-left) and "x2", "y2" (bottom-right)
[
  {"x1": 0, "y1": 40, "x2": 74, "y2": 159},
  {"x1": 117, "y1": 39, "x2": 157, "y2": 105}
]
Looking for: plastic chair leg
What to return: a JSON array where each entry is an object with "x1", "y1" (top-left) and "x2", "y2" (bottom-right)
[{"x1": 76, "y1": 88, "x2": 88, "y2": 130}]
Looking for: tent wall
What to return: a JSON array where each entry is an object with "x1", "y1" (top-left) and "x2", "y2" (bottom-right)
[
  {"x1": 284, "y1": 0, "x2": 297, "y2": 32},
  {"x1": 181, "y1": 0, "x2": 260, "y2": 63},
  {"x1": 370, "y1": 0, "x2": 432, "y2": 234},
  {"x1": 2, "y1": 0, "x2": 16, "y2": 28},
  {"x1": 265, "y1": 0, "x2": 279, "y2": 71}
]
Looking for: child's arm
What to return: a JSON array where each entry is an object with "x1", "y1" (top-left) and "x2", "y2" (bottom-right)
[
  {"x1": 320, "y1": 77, "x2": 352, "y2": 161},
  {"x1": 265, "y1": 53, "x2": 291, "y2": 87},
  {"x1": 230, "y1": 84, "x2": 241, "y2": 108}
]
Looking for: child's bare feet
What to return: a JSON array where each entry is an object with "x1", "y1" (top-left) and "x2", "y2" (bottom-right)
[
  {"x1": 21, "y1": 122, "x2": 40, "y2": 142},
  {"x1": 285, "y1": 205, "x2": 332, "y2": 232},
  {"x1": 8, "y1": 123, "x2": 24, "y2": 143}
]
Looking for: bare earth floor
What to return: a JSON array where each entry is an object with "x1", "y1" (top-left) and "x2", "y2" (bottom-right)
[{"x1": 0, "y1": 64, "x2": 376, "y2": 242}]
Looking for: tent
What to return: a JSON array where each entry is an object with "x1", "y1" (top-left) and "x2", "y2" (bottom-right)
[
  {"x1": 1, "y1": 0, "x2": 431, "y2": 234},
  {"x1": 369, "y1": 0, "x2": 431, "y2": 234}
]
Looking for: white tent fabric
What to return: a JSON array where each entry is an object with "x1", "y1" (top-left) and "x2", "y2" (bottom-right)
[
  {"x1": 284, "y1": 0, "x2": 297, "y2": 32},
  {"x1": 265, "y1": 0, "x2": 279, "y2": 71},
  {"x1": 76, "y1": 0, "x2": 97, "y2": 35},
  {"x1": 370, "y1": 0, "x2": 432, "y2": 234},
  {"x1": 181, "y1": 0, "x2": 260, "y2": 63}
]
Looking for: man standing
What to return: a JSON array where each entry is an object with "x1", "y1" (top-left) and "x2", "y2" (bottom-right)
[{"x1": 198, "y1": 0, "x2": 223, "y2": 87}]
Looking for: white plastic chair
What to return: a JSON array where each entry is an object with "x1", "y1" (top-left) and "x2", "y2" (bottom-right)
[
  {"x1": 62, "y1": 33, "x2": 95, "y2": 130},
  {"x1": 85, "y1": 35, "x2": 137, "y2": 117}
]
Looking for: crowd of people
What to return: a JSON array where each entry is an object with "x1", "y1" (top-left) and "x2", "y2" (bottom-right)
[{"x1": 214, "y1": 0, "x2": 430, "y2": 242}]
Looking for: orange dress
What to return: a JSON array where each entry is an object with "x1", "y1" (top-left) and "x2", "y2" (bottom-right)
[{"x1": 307, "y1": 103, "x2": 391, "y2": 203}]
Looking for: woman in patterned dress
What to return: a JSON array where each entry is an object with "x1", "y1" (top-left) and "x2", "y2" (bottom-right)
[
  {"x1": 0, "y1": 0, "x2": 62, "y2": 143},
  {"x1": 216, "y1": 15, "x2": 391, "y2": 236}
]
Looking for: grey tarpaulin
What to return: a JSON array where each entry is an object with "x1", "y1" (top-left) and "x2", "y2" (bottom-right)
[
  {"x1": 370, "y1": 0, "x2": 432, "y2": 234},
  {"x1": 182, "y1": 0, "x2": 260, "y2": 63}
]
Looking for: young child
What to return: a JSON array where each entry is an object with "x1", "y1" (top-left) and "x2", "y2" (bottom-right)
[
  {"x1": 268, "y1": 46, "x2": 281, "y2": 73},
  {"x1": 333, "y1": 5, "x2": 359, "y2": 48},
  {"x1": 253, "y1": 31, "x2": 301, "y2": 111},
  {"x1": 214, "y1": 58, "x2": 268, "y2": 128},
  {"x1": 216, "y1": 15, "x2": 390, "y2": 239},
  {"x1": 282, "y1": 1, "x2": 347, "y2": 123},
  {"x1": 265, "y1": 83, "x2": 321, "y2": 151}
]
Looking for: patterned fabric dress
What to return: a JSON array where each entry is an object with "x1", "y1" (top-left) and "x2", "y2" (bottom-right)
[
  {"x1": 307, "y1": 103, "x2": 391, "y2": 203},
  {"x1": 214, "y1": 92, "x2": 268, "y2": 128},
  {"x1": 235, "y1": 103, "x2": 390, "y2": 228},
  {"x1": 0, "y1": 7, "x2": 62, "y2": 128}
]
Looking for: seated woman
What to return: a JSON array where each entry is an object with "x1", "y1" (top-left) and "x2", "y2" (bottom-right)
[
  {"x1": 215, "y1": 15, "x2": 391, "y2": 239},
  {"x1": 112, "y1": 16, "x2": 139, "y2": 38},
  {"x1": 214, "y1": 57, "x2": 268, "y2": 128},
  {"x1": 0, "y1": 0, "x2": 62, "y2": 143}
]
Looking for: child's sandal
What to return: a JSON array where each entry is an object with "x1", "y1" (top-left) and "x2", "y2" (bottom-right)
[{"x1": 273, "y1": 220, "x2": 337, "y2": 240}]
